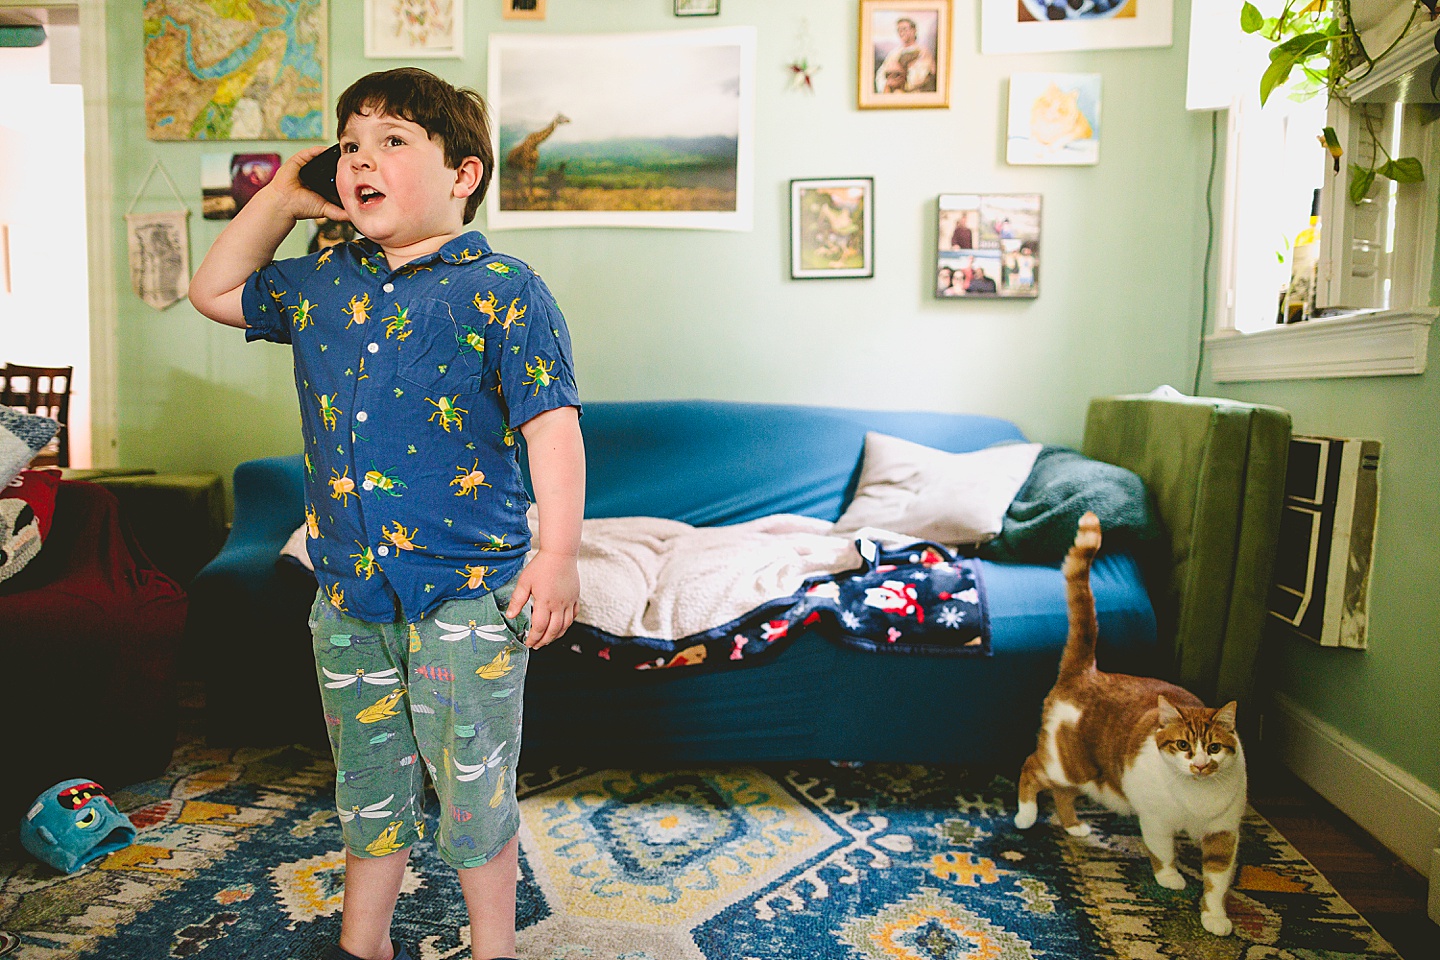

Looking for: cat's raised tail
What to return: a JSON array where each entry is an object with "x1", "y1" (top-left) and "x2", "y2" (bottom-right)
[{"x1": 1055, "y1": 511, "x2": 1102, "y2": 684}]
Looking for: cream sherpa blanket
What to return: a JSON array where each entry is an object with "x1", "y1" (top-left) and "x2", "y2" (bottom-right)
[{"x1": 549, "y1": 513, "x2": 863, "y2": 641}]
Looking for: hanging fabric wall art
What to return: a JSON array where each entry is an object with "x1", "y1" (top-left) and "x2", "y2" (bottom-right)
[{"x1": 124, "y1": 160, "x2": 190, "y2": 310}]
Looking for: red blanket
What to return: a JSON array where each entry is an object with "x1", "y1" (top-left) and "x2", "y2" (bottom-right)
[{"x1": 0, "y1": 481, "x2": 188, "y2": 820}]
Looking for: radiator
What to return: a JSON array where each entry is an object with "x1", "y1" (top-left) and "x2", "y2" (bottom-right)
[{"x1": 1268, "y1": 435, "x2": 1381, "y2": 649}]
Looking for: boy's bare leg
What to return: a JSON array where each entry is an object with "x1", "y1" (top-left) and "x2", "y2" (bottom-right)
[
  {"x1": 457, "y1": 834, "x2": 519, "y2": 960},
  {"x1": 339, "y1": 848, "x2": 411, "y2": 960}
]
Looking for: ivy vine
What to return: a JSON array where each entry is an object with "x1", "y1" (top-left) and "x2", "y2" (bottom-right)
[{"x1": 1240, "y1": 0, "x2": 1430, "y2": 203}]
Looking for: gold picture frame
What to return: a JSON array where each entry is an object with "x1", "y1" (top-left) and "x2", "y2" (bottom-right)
[
  {"x1": 858, "y1": 0, "x2": 951, "y2": 110},
  {"x1": 502, "y1": 0, "x2": 546, "y2": 21}
]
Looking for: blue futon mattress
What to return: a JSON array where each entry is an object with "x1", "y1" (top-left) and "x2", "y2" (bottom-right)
[{"x1": 520, "y1": 550, "x2": 1156, "y2": 768}]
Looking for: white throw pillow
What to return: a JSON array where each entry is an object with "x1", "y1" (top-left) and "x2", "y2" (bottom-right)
[{"x1": 831, "y1": 433, "x2": 1042, "y2": 545}]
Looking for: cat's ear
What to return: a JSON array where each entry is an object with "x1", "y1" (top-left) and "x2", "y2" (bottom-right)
[
  {"x1": 1156, "y1": 695, "x2": 1182, "y2": 725},
  {"x1": 1213, "y1": 701, "x2": 1238, "y2": 731}
]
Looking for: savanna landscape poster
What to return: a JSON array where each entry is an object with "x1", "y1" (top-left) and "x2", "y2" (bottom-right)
[{"x1": 487, "y1": 27, "x2": 755, "y2": 230}]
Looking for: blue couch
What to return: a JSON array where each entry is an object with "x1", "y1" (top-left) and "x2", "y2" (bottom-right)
[{"x1": 187, "y1": 395, "x2": 1290, "y2": 767}]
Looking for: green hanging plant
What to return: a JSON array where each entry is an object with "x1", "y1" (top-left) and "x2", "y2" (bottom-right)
[{"x1": 1240, "y1": 0, "x2": 1429, "y2": 203}]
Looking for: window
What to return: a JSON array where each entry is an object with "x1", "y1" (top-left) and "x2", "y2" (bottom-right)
[{"x1": 1206, "y1": 5, "x2": 1437, "y2": 381}]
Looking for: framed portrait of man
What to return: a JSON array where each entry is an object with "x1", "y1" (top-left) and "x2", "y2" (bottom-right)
[{"x1": 858, "y1": 0, "x2": 951, "y2": 109}]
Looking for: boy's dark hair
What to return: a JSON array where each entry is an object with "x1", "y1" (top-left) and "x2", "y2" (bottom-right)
[{"x1": 336, "y1": 68, "x2": 493, "y2": 223}]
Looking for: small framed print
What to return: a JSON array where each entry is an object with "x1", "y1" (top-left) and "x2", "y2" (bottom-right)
[
  {"x1": 675, "y1": 0, "x2": 720, "y2": 15},
  {"x1": 936, "y1": 193, "x2": 1041, "y2": 299},
  {"x1": 1007, "y1": 73, "x2": 1101, "y2": 166},
  {"x1": 502, "y1": 0, "x2": 546, "y2": 20},
  {"x1": 791, "y1": 178, "x2": 874, "y2": 280},
  {"x1": 365, "y1": 0, "x2": 463, "y2": 58},
  {"x1": 858, "y1": 0, "x2": 951, "y2": 110}
]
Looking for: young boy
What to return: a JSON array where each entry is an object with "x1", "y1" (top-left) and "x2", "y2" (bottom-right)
[{"x1": 189, "y1": 68, "x2": 584, "y2": 960}]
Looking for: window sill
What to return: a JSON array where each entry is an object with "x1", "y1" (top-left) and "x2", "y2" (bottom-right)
[{"x1": 1207, "y1": 310, "x2": 1435, "y2": 382}]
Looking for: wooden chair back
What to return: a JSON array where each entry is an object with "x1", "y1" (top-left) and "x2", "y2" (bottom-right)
[{"x1": 1, "y1": 364, "x2": 73, "y2": 467}]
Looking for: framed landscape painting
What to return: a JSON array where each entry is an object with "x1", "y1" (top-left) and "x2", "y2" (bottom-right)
[
  {"x1": 858, "y1": 0, "x2": 951, "y2": 109},
  {"x1": 791, "y1": 178, "x2": 874, "y2": 280},
  {"x1": 981, "y1": 0, "x2": 1172, "y2": 54},
  {"x1": 487, "y1": 28, "x2": 756, "y2": 230},
  {"x1": 936, "y1": 193, "x2": 1040, "y2": 299}
]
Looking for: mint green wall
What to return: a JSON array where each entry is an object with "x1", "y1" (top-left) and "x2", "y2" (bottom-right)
[
  {"x1": 1201, "y1": 340, "x2": 1440, "y2": 795},
  {"x1": 104, "y1": 0, "x2": 1212, "y2": 496}
]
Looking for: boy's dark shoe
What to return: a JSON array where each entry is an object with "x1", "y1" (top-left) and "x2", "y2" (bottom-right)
[{"x1": 321, "y1": 941, "x2": 413, "y2": 960}]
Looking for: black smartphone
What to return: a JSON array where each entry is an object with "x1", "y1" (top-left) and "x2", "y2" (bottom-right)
[{"x1": 299, "y1": 143, "x2": 342, "y2": 207}]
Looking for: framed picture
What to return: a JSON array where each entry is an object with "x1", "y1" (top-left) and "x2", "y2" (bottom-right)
[
  {"x1": 675, "y1": 0, "x2": 720, "y2": 15},
  {"x1": 502, "y1": 0, "x2": 546, "y2": 20},
  {"x1": 1007, "y1": 73, "x2": 1101, "y2": 165},
  {"x1": 935, "y1": 193, "x2": 1040, "y2": 299},
  {"x1": 488, "y1": 28, "x2": 756, "y2": 230},
  {"x1": 364, "y1": 0, "x2": 463, "y2": 58},
  {"x1": 790, "y1": 178, "x2": 874, "y2": 280},
  {"x1": 981, "y1": 0, "x2": 1172, "y2": 54},
  {"x1": 143, "y1": 0, "x2": 326, "y2": 140},
  {"x1": 858, "y1": 0, "x2": 951, "y2": 110}
]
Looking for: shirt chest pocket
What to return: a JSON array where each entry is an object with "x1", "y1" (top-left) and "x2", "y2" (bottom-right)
[{"x1": 395, "y1": 298, "x2": 484, "y2": 396}]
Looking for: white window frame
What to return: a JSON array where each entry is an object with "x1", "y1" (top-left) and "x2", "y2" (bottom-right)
[{"x1": 1208, "y1": 16, "x2": 1438, "y2": 383}]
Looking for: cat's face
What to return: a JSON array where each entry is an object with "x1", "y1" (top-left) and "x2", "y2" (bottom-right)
[{"x1": 1154, "y1": 698, "x2": 1240, "y2": 779}]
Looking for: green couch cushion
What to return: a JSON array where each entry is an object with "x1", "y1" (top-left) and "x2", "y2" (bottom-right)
[{"x1": 1083, "y1": 394, "x2": 1290, "y2": 706}]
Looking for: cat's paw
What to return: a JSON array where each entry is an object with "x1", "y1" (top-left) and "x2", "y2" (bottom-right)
[
  {"x1": 1201, "y1": 911, "x2": 1233, "y2": 936},
  {"x1": 1064, "y1": 821, "x2": 1091, "y2": 837},
  {"x1": 1154, "y1": 867, "x2": 1186, "y2": 890},
  {"x1": 1014, "y1": 802, "x2": 1037, "y2": 830}
]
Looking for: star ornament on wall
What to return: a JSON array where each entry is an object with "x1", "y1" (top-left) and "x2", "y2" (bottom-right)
[{"x1": 788, "y1": 57, "x2": 820, "y2": 93}]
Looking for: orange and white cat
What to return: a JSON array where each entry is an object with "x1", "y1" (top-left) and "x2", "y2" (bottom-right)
[
  {"x1": 1029, "y1": 82, "x2": 1093, "y2": 152},
  {"x1": 1014, "y1": 512, "x2": 1247, "y2": 937}
]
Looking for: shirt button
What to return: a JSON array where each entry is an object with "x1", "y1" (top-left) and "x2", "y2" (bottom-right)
[
  {"x1": 356, "y1": 411, "x2": 368, "y2": 422},
  {"x1": 377, "y1": 545, "x2": 390, "y2": 557},
  {"x1": 382, "y1": 282, "x2": 394, "y2": 293},
  {"x1": 367, "y1": 342, "x2": 379, "y2": 354}
]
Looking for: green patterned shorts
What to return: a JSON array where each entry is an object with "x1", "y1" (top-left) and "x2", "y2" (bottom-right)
[{"x1": 308, "y1": 578, "x2": 530, "y2": 868}]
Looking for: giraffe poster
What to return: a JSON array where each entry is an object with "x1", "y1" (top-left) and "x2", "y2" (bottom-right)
[{"x1": 487, "y1": 27, "x2": 756, "y2": 230}]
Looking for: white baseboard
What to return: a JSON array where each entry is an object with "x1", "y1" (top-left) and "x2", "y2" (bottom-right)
[{"x1": 1265, "y1": 692, "x2": 1440, "y2": 883}]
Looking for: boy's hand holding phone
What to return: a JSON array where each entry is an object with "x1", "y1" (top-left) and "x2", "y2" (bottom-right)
[{"x1": 270, "y1": 144, "x2": 349, "y2": 223}]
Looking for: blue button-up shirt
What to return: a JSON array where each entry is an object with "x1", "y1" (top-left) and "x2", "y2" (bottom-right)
[{"x1": 242, "y1": 231, "x2": 581, "y2": 623}]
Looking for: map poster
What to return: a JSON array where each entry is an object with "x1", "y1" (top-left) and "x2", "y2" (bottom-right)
[{"x1": 144, "y1": 0, "x2": 327, "y2": 141}]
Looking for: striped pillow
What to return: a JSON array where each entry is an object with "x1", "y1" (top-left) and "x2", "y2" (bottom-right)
[{"x1": 0, "y1": 407, "x2": 60, "y2": 487}]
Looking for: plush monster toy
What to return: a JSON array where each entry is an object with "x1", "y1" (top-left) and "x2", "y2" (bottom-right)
[{"x1": 19, "y1": 779, "x2": 136, "y2": 873}]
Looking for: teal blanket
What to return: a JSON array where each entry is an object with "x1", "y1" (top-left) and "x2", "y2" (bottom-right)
[{"x1": 978, "y1": 446, "x2": 1159, "y2": 565}]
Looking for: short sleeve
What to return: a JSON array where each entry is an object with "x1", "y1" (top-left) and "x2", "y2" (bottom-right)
[
  {"x1": 491, "y1": 273, "x2": 582, "y2": 427},
  {"x1": 241, "y1": 260, "x2": 298, "y2": 344}
]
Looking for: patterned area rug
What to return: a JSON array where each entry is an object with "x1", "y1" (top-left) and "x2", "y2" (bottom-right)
[{"x1": 0, "y1": 742, "x2": 1402, "y2": 960}]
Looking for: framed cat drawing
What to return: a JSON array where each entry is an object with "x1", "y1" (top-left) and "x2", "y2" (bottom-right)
[
  {"x1": 1007, "y1": 73, "x2": 1101, "y2": 166},
  {"x1": 858, "y1": 0, "x2": 952, "y2": 109}
]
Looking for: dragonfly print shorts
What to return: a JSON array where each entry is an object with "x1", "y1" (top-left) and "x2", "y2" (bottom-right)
[{"x1": 308, "y1": 578, "x2": 531, "y2": 868}]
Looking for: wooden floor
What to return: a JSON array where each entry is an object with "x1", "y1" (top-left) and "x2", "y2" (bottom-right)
[{"x1": 1249, "y1": 759, "x2": 1435, "y2": 960}]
